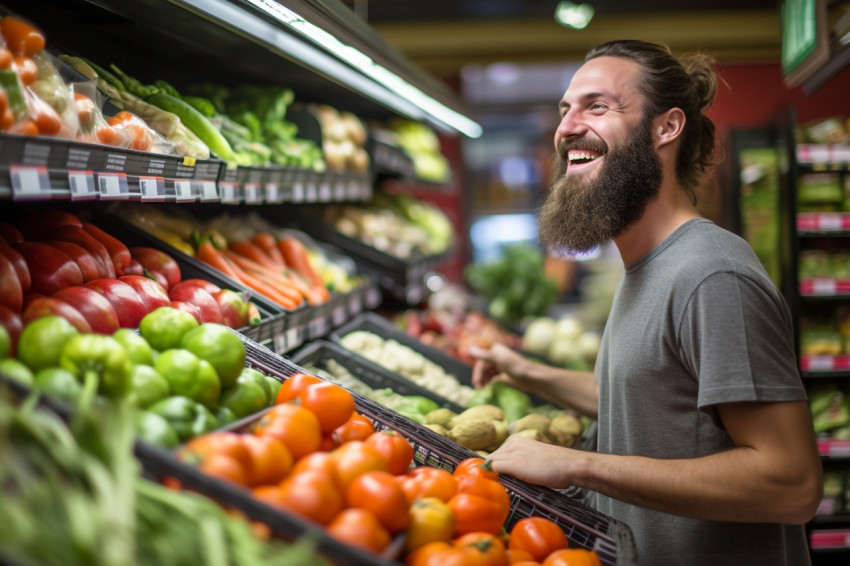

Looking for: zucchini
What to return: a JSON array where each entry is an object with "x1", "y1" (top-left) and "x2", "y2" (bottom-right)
[
  {"x1": 145, "y1": 92, "x2": 234, "y2": 161},
  {"x1": 81, "y1": 58, "x2": 125, "y2": 91}
]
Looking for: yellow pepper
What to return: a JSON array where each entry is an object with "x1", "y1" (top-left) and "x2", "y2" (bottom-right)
[{"x1": 405, "y1": 497, "x2": 455, "y2": 553}]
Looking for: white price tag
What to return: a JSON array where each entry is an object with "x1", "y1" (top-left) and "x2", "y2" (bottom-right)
[
  {"x1": 266, "y1": 182, "x2": 281, "y2": 203},
  {"x1": 812, "y1": 278, "x2": 837, "y2": 296},
  {"x1": 11, "y1": 165, "x2": 50, "y2": 199},
  {"x1": 244, "y1": 182, "x2": 263, "y2": 204},
  {"x1": 287, "y1": 326, "x2": 304, "y2": 350},
  {"x1": 334, "y1": 180, "x2": 346, "y2": 201},
  {"x1": 306, "y1": 182, "x2": 318, "y2": 202},
  {"x1": 349, "y1": 294, "x2": 363, "y2": 315},
  {"x1": 333, "y1": 306, "x2": 346, "y2": 326},
  {"x1": 319, "y1": 182, "x2": 332, "y2": 201},
  {"x1": 818, "y1": 214, "x2": 843, "y2": 231},
  {"x1": 220, "y1": 182, "x2": 239, "y2": 204},
  {"x1": 68, "y1": 170, "x2": 96, "y2": 200},
  {"x1": 807, "y1": 356, "x2": 834, "y2": 371},
  {"x1": 174, "y1": 180, "x2": 193, "y2": 201},
  {"x1": 139, "y1": 177, "x2": 161, "y2": 200},
  {"x1": 98, "y1": 172, "x2": 129, "y2": 199},
  {"x1": 292, "y1": 182, "x2": 305, "y2": 202},
  {"x1": 193, "y1": 180, "x2": 218, "y2": 201}
]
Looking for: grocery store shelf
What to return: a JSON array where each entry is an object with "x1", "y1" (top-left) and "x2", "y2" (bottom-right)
[
  {"x1": 799, "y1": 279, "x2": 850, "y2": 298},
  {"x1": 0, "y1": 0, "x2": 481, "y2": 138}
]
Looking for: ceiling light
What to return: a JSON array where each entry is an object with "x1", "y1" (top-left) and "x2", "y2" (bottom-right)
[{"x1": 555, "y1": 1, "x2": 595, "y2": 30}]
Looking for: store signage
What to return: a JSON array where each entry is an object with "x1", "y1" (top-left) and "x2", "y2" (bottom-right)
[{"x1": 782, "y1": 0, "x2": 829, "y2": 87}]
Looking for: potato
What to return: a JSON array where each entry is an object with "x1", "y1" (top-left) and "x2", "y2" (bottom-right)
[
  {"x1": 448, "y1": 405, "x2": 504, "y2": 429},
  {"x1": 448, "y1": 420, "x2": 499, "y2": 451},
  {"x1": 425, "y1": 408, "x2": 457, "y2": 428}
]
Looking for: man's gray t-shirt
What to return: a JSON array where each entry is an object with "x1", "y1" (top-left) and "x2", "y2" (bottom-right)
[{"x1": 589, "y1": 218, "x2": 811, "y2": 566}]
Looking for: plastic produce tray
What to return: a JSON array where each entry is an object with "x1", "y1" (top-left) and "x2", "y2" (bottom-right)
[
  {"x1": 260, "y1": 208, "x2": 448, "y2": 305},
  {"x1": 91, "y1": 211, "x2": 294, "y2": 350},
  {"x1": 288, "y1": 339, "x2": 465, "y2": 413},
  {"x1": 331, "y1": 312, "x2": 597, "y2": 450},
  {"x1": 235, "y1": 333, "x2": 637, "y2": 566}
]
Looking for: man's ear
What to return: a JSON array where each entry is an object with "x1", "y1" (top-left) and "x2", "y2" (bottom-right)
[{"x1": 654, "y1": 107, "x2": 685, "y2": 149}]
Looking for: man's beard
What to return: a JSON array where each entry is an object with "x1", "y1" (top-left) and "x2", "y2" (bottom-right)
[{"x1": 537, "y1": 116, "x2": 663, "y2": 256}]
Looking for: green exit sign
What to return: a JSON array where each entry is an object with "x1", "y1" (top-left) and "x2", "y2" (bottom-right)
[{"x1": 782, "y1": 0, "x2": 817, "y2": 75}]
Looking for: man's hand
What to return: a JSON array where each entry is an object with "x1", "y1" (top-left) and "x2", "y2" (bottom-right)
[
  {"x1": 469, "y1": 343, "x2": 530, "y2": 389},
  {"x1": 487, "y1": 436, "x2": 583, "y2": 489}
]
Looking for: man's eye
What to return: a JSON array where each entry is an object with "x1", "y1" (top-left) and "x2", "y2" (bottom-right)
[{"x1": 590, "y1": 102, "x2": 607, "y2": 111}]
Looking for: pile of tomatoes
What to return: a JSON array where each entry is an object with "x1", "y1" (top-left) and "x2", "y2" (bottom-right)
[{"x1": 178, "y1": 372, "x2": 603, "y2": 566}]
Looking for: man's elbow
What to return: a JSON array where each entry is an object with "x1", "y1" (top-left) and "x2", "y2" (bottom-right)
[{"x1": 780, "y1": 465, "x2": 823, "y2": 524}]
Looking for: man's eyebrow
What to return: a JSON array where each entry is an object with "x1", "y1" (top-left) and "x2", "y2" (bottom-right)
[{"x1": 559, "y1": 91, "x2": 623, "y2": 112}]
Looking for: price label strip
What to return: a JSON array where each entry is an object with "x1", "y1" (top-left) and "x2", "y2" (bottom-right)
[
  {"x1": 292, "y1": 180, "x2": 305, "y2": 202},
  {"x1": 266, "y1": 182, "x2": 282, "y2": 204},
  {"x1": 11, "y1": 165, "x2": 51, "y2": 200},
  {"x1": 68, "y1": 170, "x2": 97, "y2": 201},
  {"x1": 97, "y1": 172, "x2": 130, "y2": 200}
]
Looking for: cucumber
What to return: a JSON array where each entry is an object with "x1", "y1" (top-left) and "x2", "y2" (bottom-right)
[{"x1": 145, "y1": 91, "x2": 234, "y2": 161}]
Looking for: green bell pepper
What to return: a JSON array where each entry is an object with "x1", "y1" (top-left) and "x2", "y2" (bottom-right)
[
  {"x1": 180, "y1": 323, "x2": 246, "y2": 389},
  {"x1": 406, "y1": 395, "x2": 439, "y2": 416},
  {"x1": 148, "y1": 396, "x2": 219, "y2": 442},
  {"x1": 17, "y1": 315, "x2": 79, "y2": 372},
  {"x1": 33, "y1": 367, "x2": 82, "y2": 403},
  {"x1": 467, "y1": 383, "x2": 496, "y2": 407},
  {"x1": 59, "y1": 334, "x2": 133, "y2": 399},
  {"x1": 218, "y1": 375, "x2": 268, "y2": 419},
  {"x1": 236, "y1": 367, "x2": 272, "y2": 403},
  {"x1": 130, "y1": 364, "x2": 171, "y2": 408},
  {"x1": 493, "y1": 381, "x2": 531, "y2": 423},
  {"x1": 139, "y1": 307, "x2": 199, "y2": 352},
  {"x1": 0, "y1": 358, "x2": 34, "y2": 386},
  {"x1": 214, "y1": 406, "x2": 238, "y2": 428},
  {"x1": 135, "y1": 410, "x2": 180, "y2": 449},
  {"x1": 264, "y1": 374, "x2": 281, "y2": 401},
  {"x1": 155, "y1": 349, "x2": 220, "y2": 408},
  {"x1": 113, "y1": 328, "x2": 154, "y2": 365}
]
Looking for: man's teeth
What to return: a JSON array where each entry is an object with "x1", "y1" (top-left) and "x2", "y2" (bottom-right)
[{"x1": 568, "y1": 150, "x2": 601, "y2": 163}]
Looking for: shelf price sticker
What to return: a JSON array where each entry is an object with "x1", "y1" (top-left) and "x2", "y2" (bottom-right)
[
  {"x1": 308, "y1": 316, "x2": 329, "y2": 339},
  {"x1": 276, "y1": 325, "x2": 306, "y2": 353},
  {"x1": 349, "y1": 292, "x2": 363, "y2": 316},
  {"x1": 173, "y1": 180, "x2": 194, "y2": 202},
  {"x1": 266, "y1": 182, "x2": 282, "y2": 204},
  {"x1": 193, "y1": 180, "x2": 218, "y2": 202},
  {"x1": 319, "y1": 180, "x2": 332, "y2": 202},
  {"x1": 68, "y1": 170, "x2": 97, "y2": 200},
  {"x1": 97, "y1": 172, "x2": 129, "y2": 200},
  {"x1": 10, "y1": 165, "x2": 51, "y2": 199},
  {"x1": 139, "y1": 176, "x2": 166, "y2": 201},
  {"x1": 334, "y1": 178, "x2": 346, "y2": 201},
  {"x1": 244, "y1": 182, "x2": 263, "y2": 204},
  {"x1": 332, "y1": 304, "x2": 347, "y2": 327},
  {"x1": 219, "y1": 181, "x2": 240, "y2": 204},
  {"x1": 292, "y1": 179, "x2": 305, "y2": 202}
]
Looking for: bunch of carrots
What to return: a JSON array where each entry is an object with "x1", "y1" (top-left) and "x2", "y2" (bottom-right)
[{"x1": 195, "y1": 231, "x2": 330, "y2": 311}]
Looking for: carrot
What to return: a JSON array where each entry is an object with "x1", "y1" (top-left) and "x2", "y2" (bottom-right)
[
  {"x1": 32, "y1": 104, "x2": 62, "y2": 136},
  {"x1": 251, "y1": 233, "x2": 286, "y2": 267},
  {"x1": 277, "y1": 236, "x2": 324, "y2": 289},
  {"x1": 12, "y1": 55, "x2": 37, "y2": 85},
  {"x1": 247, "y1": 301, "x2": 261, "y2": 325},
  {"x1": 223, "y1": 249, "x2": 315, "y2": 306},
  {"x1": 221, "y1": 251, "x2": 301, "y2": 309},
  {"x1": 229, "y1": 240, "x2": 280, "y2": 270},
  {"x1": 8, "y1": 117, "x2": 37, "y2": 136},
  {"x1": 0, "y1": 47, "x2": 12, "y2": 69},
  {"x1": 224, "y1": 249, "x2": 289, "y2": 282},
  {"x1": 197, "y1": 241, "x2": 242, "y2": 282}
]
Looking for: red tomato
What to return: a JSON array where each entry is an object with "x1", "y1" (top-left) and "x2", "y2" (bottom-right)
[
  {"x1": 347, "y1": 470, "x2": 411, "y2": 533},
  {"x1": 333, "y1": 412, "x2": 375, "y2": 444},
  {"x1": 241, "y1": 434, "x2": 293, "y2": 487},
  {"x1": 252, "y1": 403, "x2": 321, "y2": 459},
  {"x1": 277, "y1": 469, "x2": 344, "y2": 525},
  {"x1": 364, "y1": 429, "x2": 414, "y2": 475},
  {"x1": 541, "y1": 549, "x2": 602, "y2": 566},
  {"x1": 400, "y1": 466, "x2": 457, "y2": 502},
  {"x1": 454, "y1": 457, "x2": 499, "y2": 481},
  {"x1": 332, "y1": 440, "x2": 389, "y2": 489},
  {"x1": 326, "y1": 508, "x2": 392, "y2": 554},
  {"x1": 275, "y1": 372, "x2": 322, "y2": 404},
  {"x1": 297, "y1": 381, "x2": 355, "y2": 434},
  {"x1": 508, "y1": 517, "x2": 569, "y2": 563}
]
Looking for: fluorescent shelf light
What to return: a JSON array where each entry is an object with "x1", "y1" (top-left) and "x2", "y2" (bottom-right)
[{"x1": 183, "y1": 0, "x2": 481, "y2": 137}]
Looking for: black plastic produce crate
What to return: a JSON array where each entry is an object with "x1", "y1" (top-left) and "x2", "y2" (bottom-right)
[
  {"x1": 288, "y1": 339, "x2": 465, "y2": 414},
  {"x1": 233, "y1": 333, "x2": 638, "y2": 566},
  {"x1": 331, "y1": 311, "x2": 598, "y2": 450}
]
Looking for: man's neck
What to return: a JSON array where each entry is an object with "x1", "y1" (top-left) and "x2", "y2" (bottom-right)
[{"x1": 613, "y1": 182, "x2": 701, "y2": 264}]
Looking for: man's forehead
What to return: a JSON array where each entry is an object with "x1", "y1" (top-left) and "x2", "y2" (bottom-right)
[{"x1": 562, "y1": 56, "x2": 643, "y2": 102}]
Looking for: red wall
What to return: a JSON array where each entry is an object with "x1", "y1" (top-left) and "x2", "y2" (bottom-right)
[{"x1": 711, "y1": 63, "x2": 850, "y2": 134}]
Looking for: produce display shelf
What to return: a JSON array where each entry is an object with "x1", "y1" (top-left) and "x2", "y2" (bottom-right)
[
  {"x1": 264, "y1": 209, "x2": 450, "y2": 305},
  {"x1": 288, "y1": 339, "x2": 466, "y2": 413},
  {"x1": 368, "y1": 137, "x2": 416, "y2": 180},
  {"x1": 0, "y1": 132, "x2": 372, "y2": 205},
  {"x1": 237, "y1": 333, "x2": 637, "y2": 566}
]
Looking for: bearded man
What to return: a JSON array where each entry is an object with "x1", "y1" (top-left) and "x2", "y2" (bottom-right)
[{"x1": 471, "y1": 40, "x2": 821, "y2": 566}]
